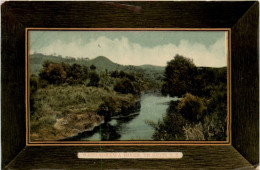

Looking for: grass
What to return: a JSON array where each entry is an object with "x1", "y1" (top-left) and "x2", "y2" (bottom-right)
[{"x1": 30, "y1": 84, "x2": 138, "y2": 141}]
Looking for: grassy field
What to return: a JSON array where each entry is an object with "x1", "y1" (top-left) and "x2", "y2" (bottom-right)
[{"x1": 30, "y1": 84, "x2": 138, "y2": 140}]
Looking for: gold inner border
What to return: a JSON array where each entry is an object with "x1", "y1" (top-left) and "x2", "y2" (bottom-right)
[{"x1": 25, "y1": 28, "x2": 231, "y2": 146}]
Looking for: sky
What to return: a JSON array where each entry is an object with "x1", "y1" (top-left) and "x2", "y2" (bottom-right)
[{"x1": 29, "y1": 30, "x2": 228, "y2": 67}]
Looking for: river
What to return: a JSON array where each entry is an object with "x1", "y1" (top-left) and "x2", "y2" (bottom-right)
[{"x1": 68, "y1": 93, "x2": 179, "y2": 141}]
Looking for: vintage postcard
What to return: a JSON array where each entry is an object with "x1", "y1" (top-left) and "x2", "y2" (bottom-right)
[{"x1": 26, "y1": 29, "x2": 230, "y2": 144}]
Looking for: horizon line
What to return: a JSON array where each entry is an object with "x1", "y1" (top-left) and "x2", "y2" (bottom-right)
[{"x1": 29, "y1": 52, "x2": 227, "y2": 68}]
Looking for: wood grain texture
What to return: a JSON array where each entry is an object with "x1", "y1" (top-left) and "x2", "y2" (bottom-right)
[
  {"x1": 1, "y1": 1, "x2": 258, "y2": 169},
  {"x1": 231, "y1": 2, "x2": 259, "y2": 165},
  {"x1": 1, "y1": 5, "x2": 26, "y2": 168},
  {"x1": 5, "y1": 146, "x2": 254, "y2": 170},
  {"x1": 1, "y1": 1, "x2": 255, "y2": 28}
]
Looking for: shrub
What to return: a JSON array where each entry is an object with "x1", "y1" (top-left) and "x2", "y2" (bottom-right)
[
  {"x1": 114, "y1": 78, "x2": 134, "y2": 94},
  {"x1": 147, "y1": 113, "x2": 186, "y2": 140},
  {"x1": 97, "y1": 97, "x2": 117, "y2": 120},
  {"x1": 39, "y1": 61, "x2": 67, "y2": 84},
  {"x1": 183, "y1": 122, "x2": 205, "y2": 140},
  {"x1": 88, "y1": 72, "x2": 100, "y2": 87},
  {"x1": 30, "y1": 74, "x2": 38, "y2": 93},
  {"x1": 177, "y1": 93, "x2": 206, "y2": 123},
  {"x1": 114, "y1": 78, "x2": 140, "y2": 95}
]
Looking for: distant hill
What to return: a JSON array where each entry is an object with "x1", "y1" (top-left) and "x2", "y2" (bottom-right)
[
  {"x1": 86, "y1": 56, "x2": 124, "y2": 71},
  {"x1": 138, "y1": 64, "x2": 165, "y2": 72},
  {"x1": 29, "y1": 53, "x2": 165, "y2": 75}
]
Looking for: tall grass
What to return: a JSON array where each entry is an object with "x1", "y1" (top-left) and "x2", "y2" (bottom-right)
[{"x1": 30, "y1": 84, "x2": 137, "y2": 140}]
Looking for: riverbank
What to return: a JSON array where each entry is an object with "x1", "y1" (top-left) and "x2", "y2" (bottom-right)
[
  {"x1": 63, "y1": 93, "x2": 178, "y2": 141},
  {"x1": 30, "y1": 84, "x2": 139, "y2": 141}
]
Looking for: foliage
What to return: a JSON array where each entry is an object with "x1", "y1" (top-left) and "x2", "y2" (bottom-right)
[
  {"x1": 66, "y1": 64, "x2": 89, "y2": 85},
  {"x1": 111, "y1": 70, "x2": 136, "y2": 81},
  {"x1": 161, "y1": 55, "x2": 227, "y2": 98},
  {"x1": 114, "y1": 78, "x2": 140, "y2": 95},
  {"x1": 177, "y1": 93, "x2": 206, "y2": 123},
  {"x1": 161, "y1": 55, "x2": 196, "y2": 97},
  {"x1": 39, "y1": 61, "x2": 67, "y2": 84},
  {"x1": 183, "y1": 122, "x2": 205, "y2": 140},
  {"x1": 202, "y1": 83, "x2": 227, "y2": 140},
  {"x1": 147, "y1": 112, "x2": 186, "y2": 140},
  {"x1": 97, "y1": 97, "x2": 117, "y2": 119},
  {"x1": 90, "y1": 64, "x2": 96, "y2": 71},
  {"x1": 39, "y1": 61, "x2": 89, "y2": 85},
  {"x1": 29, "y1": 84, "x2": 138, "y2": 140},
  {"x1": 88, "y1": 72, "x2": 100, "y2": 87},
  {"x1": 30, "y1": 74, "x2": 39, "y2": 93}
]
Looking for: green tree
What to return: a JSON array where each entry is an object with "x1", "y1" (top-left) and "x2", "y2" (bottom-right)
[
  {"x1": 177, "y1": 93, "x2": 206, "y2": 123},
  {"x1": 203, "y1": 83, "x2": 227, "y2": 140},
  {"x1": 114, "y1": 78, "x2": 140, "y2": 94},
  {"x1": 39, "y1": 61, "x2": 67, "y2": 84},
  {"x1": 147, "y1": 113, "x2": 186, "y2": 140},
  {"x1": 90, "y1": 64, "x2": 96, "y2": 71},
  {"x1": 88, "y1": 72, "x2": 100, "y2": 87},
  {"x1": 66, "y1": 64, "x2": 85, "y2": 84},
  {"x1": 97, "y1": 97, "x2": 117, "y2": 121},
  {"x1": 161, "y1": 55, "x2": 197, "y2": 97}
]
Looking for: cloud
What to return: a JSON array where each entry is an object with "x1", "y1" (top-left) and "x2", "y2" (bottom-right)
[{"x1": 31, "y1": 35, "x2": 227, "y2": 67}]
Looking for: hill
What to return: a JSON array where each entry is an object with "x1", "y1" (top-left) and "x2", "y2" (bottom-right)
[
  {"x1": 86, "y1": 56, "x2": 124, "y2": 71},
  {"x1": 138, "y1": 64, "x2": 165, "y2": 72},
  {"x1": 29, "y1": 53, "x2": 164, "y2": 75}
]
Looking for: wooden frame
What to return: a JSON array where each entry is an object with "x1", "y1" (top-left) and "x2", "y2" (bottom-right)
[{"x1": 2, "y1": 1, "x2": 258, "y2": 169}]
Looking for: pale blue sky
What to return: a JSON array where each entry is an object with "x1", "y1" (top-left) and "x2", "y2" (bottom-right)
[{"x1": 29, "y1": 30, "x2": 227, "y2": 67}]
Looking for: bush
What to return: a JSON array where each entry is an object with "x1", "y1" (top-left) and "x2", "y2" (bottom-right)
[
  {"x1": 97, "y1": 98, "x2": 117, "y2": 120},
  {"x1": 39, "y1": 61, "x2": 67, "y2": 84},
  {"x1": 30, "y1": 74, "x2": 39, "y2": 93},
  {"x1": 39, "y1": 61, "x2": 89, "y2": 85},
  {"x1": 147, "y1": 113, "x2": 186, "y2": 140},
  {"x1": 202, "y1": 83, "x2": 227, "y2": 140},
  {"x1": 183, "y1": 122, "x2": 205, "y2": 140},
  {"x1": 88, "y1": 72, "x2": 100, "y2": 87},
  {"x1": 114, "y1": 78, "x2": 141, "y2": 95},
  {"x1": 114, "y1": 78, "x2": 135, "y2": 94},
  {"x1": 177, "y1": 93, "x2": 206, "y2": 123},
  {"x1": 66, "y1": 64, "x2": 88, "y2": 85}
]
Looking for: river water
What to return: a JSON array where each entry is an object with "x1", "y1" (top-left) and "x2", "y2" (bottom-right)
[{"x1": 76, "y1": 93, "x2": 178, "y2": 141}]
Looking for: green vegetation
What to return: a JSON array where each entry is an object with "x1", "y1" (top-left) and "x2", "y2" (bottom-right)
[
  {"x1": 30, "y1": 53, "x2": 227, "y2": 141},
  {"x1": 29, "y1": 54, "x2": 155, "y2": 141},
  {"x1": 149, "y1": 55, "x2": 227, "y2": 141},
  {"x1": 161, "y1": 55, "x2": 196, "y2": 97},
  {"x1": 30, "y1": 83, "x2": 139, "y2": 140}
]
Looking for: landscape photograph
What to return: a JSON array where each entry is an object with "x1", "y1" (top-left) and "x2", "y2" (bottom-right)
[{"x1": 28, "y1": 30, "x2": 229, "y2": 142}]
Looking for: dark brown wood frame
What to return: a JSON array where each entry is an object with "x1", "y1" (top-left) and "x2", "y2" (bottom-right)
[{"x1": 2, "y1": 1, "x2": 259, "y2": 169}]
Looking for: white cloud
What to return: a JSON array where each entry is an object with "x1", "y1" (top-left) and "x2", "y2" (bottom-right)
[{"x1": 31, "y1": 35, "x2": 227, "y2": 67}]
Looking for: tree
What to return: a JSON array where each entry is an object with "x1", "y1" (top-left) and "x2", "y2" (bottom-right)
[
  {"x1": 176, "y1": 93, "x2": 206, "y2": 123},
  {"x1": 39, "y1": 61, "x2": 67, "y2": 84},
  {"x1": 88, "y1": 72, "x2": 100, "y2": 87},
  {"x1": 114, "y1": 78, "x2": 137, "y2": 94},
  {"x1": 147, "y1": 112, "x2": 186, "y2": 140},
  {"x1": 161, "y1": 55, "x2": 197, "y2": 97},
  {"x1": 66, "y1": 64, "x2": 86, "y2": 84},
  {"x1": 90, "y1": 64, "x2": 96, "y2": 71},
  {"x1": 97, "y1": 97, "x2": 117, "y2": 121}
]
